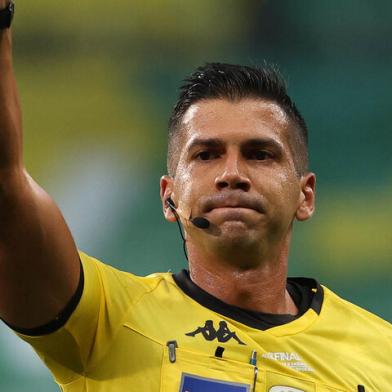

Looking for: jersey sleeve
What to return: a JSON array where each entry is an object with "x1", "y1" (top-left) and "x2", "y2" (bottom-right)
[{"x1": 14, "y1": 251, "x2": 146, "y2": 385}]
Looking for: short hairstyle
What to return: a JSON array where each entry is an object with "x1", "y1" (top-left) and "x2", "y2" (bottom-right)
[{"x1": 167, "y1": 62, "x2": 308, "y2": 177}]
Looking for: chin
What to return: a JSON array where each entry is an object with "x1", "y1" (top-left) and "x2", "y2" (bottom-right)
[
  {"x1": 212, "y1": 234, "x2": 264, "y2": 269},
  {"x1": 215, "y1": 224, "x2": 259, "y2": 248}
]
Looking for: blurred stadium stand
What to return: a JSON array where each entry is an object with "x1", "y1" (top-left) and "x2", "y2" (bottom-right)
[{"x1": 1, "y1": 1, "x2": 391, "y2": 390}]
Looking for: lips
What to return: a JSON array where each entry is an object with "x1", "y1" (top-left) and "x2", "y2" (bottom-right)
[{"x1": 202, "y1": 193, "x2": 265, "y2": 214}]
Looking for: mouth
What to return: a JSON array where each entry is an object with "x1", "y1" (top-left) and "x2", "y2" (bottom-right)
[
  {"x1": 205, "y1": 207, "x2": 260, "y2": 225},
  {"x1": 203, "y1": 193, "x2": 265, "y2": 214},
  {"x1": 210, "y1": 206, "x2": 256, "y2": 212},
  {"x1": 209, "y1": 206, "x2": 258, "y2": 216}
]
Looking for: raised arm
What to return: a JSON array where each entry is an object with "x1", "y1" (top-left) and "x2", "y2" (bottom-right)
[{"x1": 0, "y1": 2, "x2": 80, "y2": 330}]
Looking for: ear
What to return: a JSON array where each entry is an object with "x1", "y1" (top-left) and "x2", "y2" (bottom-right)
[
  {"x1": 296, "y1": 172, "x2": 316, "y2": 221},
  {"x1": 160, "y1": 175, "x2": 177, "y2": 223}
]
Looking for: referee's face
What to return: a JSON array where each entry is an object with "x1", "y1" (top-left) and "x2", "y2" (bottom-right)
[{"x1": 161, "y1": 98, "x2": 315, "y2": 255}]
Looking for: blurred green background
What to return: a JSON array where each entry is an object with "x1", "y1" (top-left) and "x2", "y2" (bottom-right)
[{"x1": 0, "y1": 1, "x2": 391, "y2": 390}]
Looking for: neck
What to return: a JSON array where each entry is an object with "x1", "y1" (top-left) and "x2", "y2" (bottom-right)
[{"x1": 186, "y1": 232, "x2": 298, "y2": 315}]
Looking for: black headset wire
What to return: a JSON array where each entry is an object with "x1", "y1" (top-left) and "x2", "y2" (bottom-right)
[{"x1": 168, "y1": 203, "x2": 189, "y2": 261}]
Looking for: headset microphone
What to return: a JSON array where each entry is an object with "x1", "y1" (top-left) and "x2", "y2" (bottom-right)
[
  {"x1": 167, "y1": 198, "x2": 210, "y2": 229},
  {"x1": 190, "y1": 216, "x2": 210, "y2": 229},
  {"x1": 166, "y1": 197, "x2": 210, "y2": 261}
]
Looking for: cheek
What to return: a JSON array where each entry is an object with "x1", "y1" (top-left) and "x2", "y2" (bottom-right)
[
  {"x1": 176, "y1": 162, "x2": 214, "y2": 200},
  {"x1": 282, "y1": 186, "x2": 301, "y2": 217},
  {"x1": 174, "y1": 171, "x2": 198, "y2": 214},
  {"x1": 266, "y1": 173, "x2": 300, "y2": 211}
]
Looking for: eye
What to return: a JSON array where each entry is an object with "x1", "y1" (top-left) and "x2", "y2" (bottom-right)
[
  {"x1": 248, "y1": 150, "x2": 273, "y2": 160},
  {"x1": 195, "y1": 150, "x2": 219, "y2": 161}
]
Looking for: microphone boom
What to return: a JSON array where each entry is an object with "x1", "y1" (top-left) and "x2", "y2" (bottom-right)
[{"x1": 190, "y1": 217, "x2": 210, "y2": 229}]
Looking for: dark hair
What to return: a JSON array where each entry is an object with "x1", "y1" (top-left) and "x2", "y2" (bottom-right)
[{"x1": 167, "y1": 62, "x2": 308, "y2": 176}]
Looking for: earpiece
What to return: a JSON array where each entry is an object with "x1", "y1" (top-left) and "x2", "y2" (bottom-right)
[{"x1": 166, "y1": 197, "x2": 176, "y2": 210}]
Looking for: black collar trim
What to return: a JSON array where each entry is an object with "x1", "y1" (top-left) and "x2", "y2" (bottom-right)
[{"x1": 173, "y1": 270, "x2": 323, "y2": 331}]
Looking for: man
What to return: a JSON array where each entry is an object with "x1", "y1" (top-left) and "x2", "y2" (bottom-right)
[{"x1": 0, "y1": 3, "x2": 391, "y2": 392}]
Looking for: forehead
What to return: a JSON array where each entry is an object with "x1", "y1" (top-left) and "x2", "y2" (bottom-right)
[{"x1": 181, "y1": 98, "x2": 292, "y2": 148}]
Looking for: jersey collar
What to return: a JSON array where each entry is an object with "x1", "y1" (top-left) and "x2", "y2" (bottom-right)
[{"x1": 173, "y1": 270, "x2": 324, "y2": 333}]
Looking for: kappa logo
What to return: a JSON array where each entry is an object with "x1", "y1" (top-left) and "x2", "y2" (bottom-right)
[
  {"x1": 186, "y1": 320, "x2": 246, "y2": 345},
  {"x1": 269, "y1": 387, "x2": 305, "y2": 392}
]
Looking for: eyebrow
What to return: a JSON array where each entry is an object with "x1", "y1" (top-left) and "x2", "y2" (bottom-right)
[
  {"x1": 186, "y1": 138, "x2": 223, "y2": 151},
  {"x1": 242, "y1": 138, "x2": 284, "y2": 152},
  {"x1": 186, "y1": 137, "x2": 284, "y2": 152}
]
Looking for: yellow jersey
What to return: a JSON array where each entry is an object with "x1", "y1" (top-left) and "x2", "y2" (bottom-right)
[{"x1": 16, "y1": 252, "x2": 392, "y2": 391}]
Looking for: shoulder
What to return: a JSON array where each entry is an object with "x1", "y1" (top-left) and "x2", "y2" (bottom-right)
[
  {"x1": 321, "y1": 284, "x2": 392, "y2": 343},
  {"x1": 79, "y1": 251, "x2": 175, "y2": 303}
]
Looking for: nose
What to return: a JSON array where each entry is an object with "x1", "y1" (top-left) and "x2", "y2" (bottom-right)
[{"x1": 215, "y1": 154, "x2": 251, "y2": 192}]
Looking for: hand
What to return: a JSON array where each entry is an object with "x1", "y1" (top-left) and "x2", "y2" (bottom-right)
[{"x1": 0, "y1": 1, "x2": 8, "y2": 10}]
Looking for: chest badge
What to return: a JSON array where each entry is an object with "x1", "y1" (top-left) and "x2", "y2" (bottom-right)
[
  {"x1": 180, "y1": 373, "x2": 250, "y2": 392},
  {"x1": 186, "y1": 320, "x2": 246, "y2": 345}
]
